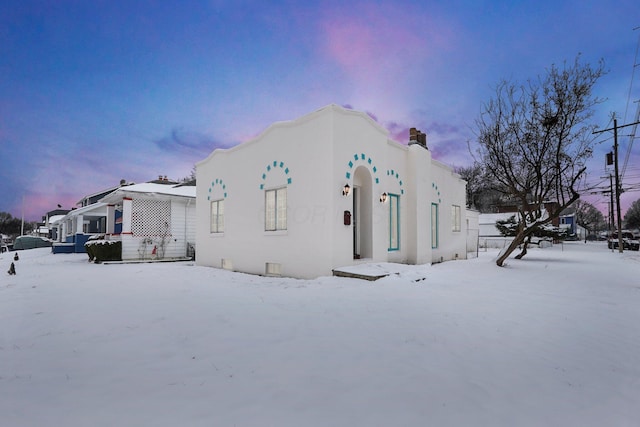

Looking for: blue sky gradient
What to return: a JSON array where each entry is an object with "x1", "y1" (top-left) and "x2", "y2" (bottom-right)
[{"x1": 1, "y1": 1, "x2": 639, "y2": 221}]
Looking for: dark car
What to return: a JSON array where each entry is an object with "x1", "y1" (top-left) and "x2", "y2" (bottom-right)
[
  {"x1": 13, "y1": 235, "x2": 53, "y2": 250},
  {"x1": 607, "y1": 232, "x2": 640, "y2": 251}
]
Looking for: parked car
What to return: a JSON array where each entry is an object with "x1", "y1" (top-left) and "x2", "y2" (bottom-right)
[
  {"x1": 607, "y1": 232, "x2": 640, "y2": 251},
  {"x1": 12, "y1": 235, "x2": 53, "y2": 250}
]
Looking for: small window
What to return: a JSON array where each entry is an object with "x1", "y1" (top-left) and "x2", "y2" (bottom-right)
[
  {"x1": 265, "y1": 187, "x2": 287, "y2": 231},
  {"x1": 389, "y1": 193, "x2": 400, "y2": 251},
  {"x1": 451, "y1": 205, "x2": 461, "y2": 232},
  {"x1": 431, "y1": 203, "x2": 439, "y2": 249},
  {"x1": 210, "y1": 199, "x2": 224, "y2": 233}
]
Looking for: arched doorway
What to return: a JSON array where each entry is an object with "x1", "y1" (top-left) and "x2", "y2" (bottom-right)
[{"x1": 353, "y1": 166, "x2": 373, "y2": 259}]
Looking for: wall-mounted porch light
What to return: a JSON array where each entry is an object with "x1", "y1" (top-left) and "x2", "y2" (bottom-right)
[
  {"x1": 379, "y1": 192, "x2": 388, "y2": 203},
  {"x1": 342, "y1": 183, "x2": 351, "y2": 196}
]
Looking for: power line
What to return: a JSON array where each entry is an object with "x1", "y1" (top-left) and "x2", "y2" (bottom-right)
[
  {"x1": 621, "y1": 27, "x2": 640, "y2": 182},
  {"x1": 623, "y1": 27, "x2": 640, "y2": 123},
  {"x1": 620, "y1": 102, "x2": 639, "y2": 181}
]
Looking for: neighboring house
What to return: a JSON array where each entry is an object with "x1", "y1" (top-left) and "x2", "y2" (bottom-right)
[
  {"x1": 479, "y1": 209, "x2": 564, "y2": 248},
  {"x1": 45, "y1": 214, "x2": 67, "y2": 241},
  {"x1": 558, "y1": 212, "x2": 586, "y2": 239},
  {"x1": 99, "y1": 182, "x2": 196, "y2": 261},
  {"x1": 51, "y1": 202, "x2": 109, "y2": 253},
  {"x1": 41, "y1": 209, "x2": 70, "y2": 240},
  {"x1": 1, "y1": 233, "x2": 12, "y2": 252},
  {"x1": 494, "y1": 201, "x2": 561, "y2": 227},
  {"x1": 195, "y1": 104, "x2": 469, "y2": 279},
  {"x1": 77, "y1": 180, "x2": 130, "y2": 207},
  {"x1": 478, "y1": 212, "x2": 516, "y2": 249},
  {"x1": 51, "y1": 181, "x2": 131, "y2": 253}
]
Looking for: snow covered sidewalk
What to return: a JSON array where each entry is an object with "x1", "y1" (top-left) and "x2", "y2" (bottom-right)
[{"x1": 1, "y1": 243, "x2": 639, "y2": 426}]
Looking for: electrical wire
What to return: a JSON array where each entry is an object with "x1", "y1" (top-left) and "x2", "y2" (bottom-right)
[{"x1": 620, "y1": 27, "x2": 640, "y2": 181}]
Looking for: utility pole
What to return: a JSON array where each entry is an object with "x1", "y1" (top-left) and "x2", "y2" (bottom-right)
[
  {"x1": 609, "y1": 174, "x2": 614, "y2": 238},
  {"x1": 594, "y1": 118, "x2": 640, "y2": 253},
  {"x1": 613, "y1": 119, "x2": 623, "y2": 253},
  {"x1": 20, "y1": 195, "x2": 24, "y2": 237}
]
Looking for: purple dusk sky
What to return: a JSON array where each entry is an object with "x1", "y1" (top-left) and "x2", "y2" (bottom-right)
[{"x1": 1, "y1": 1, "x2": 639, "y2": 222}]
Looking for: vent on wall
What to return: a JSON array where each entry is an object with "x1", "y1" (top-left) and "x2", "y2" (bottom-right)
[
  {"x1": 221, "y1": 258, "x2": 233, "y2": 271},
  {"x1": 265, "y1": 262, "x2": 282, "y2": 277}
]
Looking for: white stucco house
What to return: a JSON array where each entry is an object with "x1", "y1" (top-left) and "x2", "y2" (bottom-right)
[
  {"x1": 99, "y1": 182, "x2": 196, "y2": 261},
  {"x1": 196, "y1": 104, "x2": 469, "y2": 278}
]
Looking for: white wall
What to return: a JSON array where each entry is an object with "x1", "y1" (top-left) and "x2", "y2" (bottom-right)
[
  {"x1": 404, "y1": 143, "x2": 433, "y2": 265},
  {"x1": 196, "y1": 107, "x2": 335, "y2": 278},
  {"x1": 430, "y1": 160, "x2": 468, "y2": 263},
  {"x1": 329, "y1": 108, "x2": 407, "y2": 270}
]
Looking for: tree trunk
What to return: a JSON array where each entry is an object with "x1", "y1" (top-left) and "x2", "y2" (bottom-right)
[
  {"x1": 496, "y1": 231, "x2": 527, "y2": 266},
  {"x1": 515, "y1": 242, "x2": 528, "y2": 259},
  {"x1": 515, "y1": 235, "x2": 532, "y2": 259}
]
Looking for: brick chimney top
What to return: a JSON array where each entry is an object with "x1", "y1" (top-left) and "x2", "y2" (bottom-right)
[{"x1": 409, "y1": 128, "x2": 428, "y2": 149}]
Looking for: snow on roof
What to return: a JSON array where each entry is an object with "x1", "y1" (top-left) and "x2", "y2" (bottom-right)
[
  {"x1": 478, "y1": 212, "x2": 518, "y2": 224},
  {"x1": 47, "y1": 214, "x2": 66, "y2": 224},
  {"x1": 100, "y1": 183, "x2": 196, "y2": 203},
  {"x1": 76, "y1": 185, "x2": 121, "y2": 205},
  {"x1": 479, "y1": 210, "x2": 549, "y2": 225},
  {"x1": 63, "y1": 202, "x2": 108, "y2": 218}
]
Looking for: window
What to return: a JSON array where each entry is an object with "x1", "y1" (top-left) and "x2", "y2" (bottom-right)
[
  {"x1": 210, "y1": 199, "x2": 224, "y2": 233},
  {"x1": 451, "y1": 205, "x2": 461, "y2": 232},
  {"x1": 265, "y1": 187, "x2": 287, "y2": 231},
  {"x1": 431, "y1": 203, "x2": 439, "y2": 249},
  {"x1": 389, "y1": 193, "x2": 400, "y2": 251}
]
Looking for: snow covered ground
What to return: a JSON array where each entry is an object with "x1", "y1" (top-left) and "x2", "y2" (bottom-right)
[{"x1": 2, "y1": 242, "x2": 639, "y2": 426}]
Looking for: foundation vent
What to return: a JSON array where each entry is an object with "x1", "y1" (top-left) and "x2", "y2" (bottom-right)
[
  {"x1": 221, "y1": 258, "x2": 233, "y2": 271},
  {"x1": 265, "y1": 262, "x2": 282, "y2": 277}
]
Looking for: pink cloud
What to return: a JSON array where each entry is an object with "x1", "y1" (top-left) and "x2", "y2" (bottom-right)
[
  {"x1": 320, "y1": 4, "x2": 455, "y2": 83},
  {"x1": 318, "y1": 4, "x2": 459, "y2": 134}
]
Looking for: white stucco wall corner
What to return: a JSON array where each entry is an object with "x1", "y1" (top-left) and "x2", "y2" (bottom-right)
[{"x1": 195, "y1": 104, "x2": 472, "y2": 278}]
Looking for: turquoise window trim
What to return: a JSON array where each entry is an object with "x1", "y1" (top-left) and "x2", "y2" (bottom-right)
[
  {"x1": 388, "y1": 193, "x2": 400, "y2": 251},
  {"x1": 260, "y1": 161, "x2": 292, "y2": 189},
  {"x1": 386, "y1": 169, "x2": 405, "y2": 196},
  {"x1": 207, "y1": 178, "x2": 228, "y2": 201}
]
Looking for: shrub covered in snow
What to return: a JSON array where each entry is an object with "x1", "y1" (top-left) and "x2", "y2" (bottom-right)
[{"x1": 85, "y1": 239, "x2": 122, "y2": 262}]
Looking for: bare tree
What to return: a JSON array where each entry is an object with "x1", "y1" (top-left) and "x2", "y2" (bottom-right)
[
  {"x1": 180, "y1": 165, "x2": 196, "y2": 184},
  {"x1": 474, "y1": 55, "x2": 606, "y2": 266},
  {"x1": 456, "y1": 164, "x2": 506, "y2": 212},
  {"x1": 624, "y1": 198, "x2": 640, "y2": 230},
  {"x1": 574, "y1": 200, "x2": 605, "y2": 240}
]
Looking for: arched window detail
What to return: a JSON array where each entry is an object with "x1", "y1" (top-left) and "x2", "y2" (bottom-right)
[
  {"x1": 386, "y1": 169, "x2": 404, "y2": 195},
  {"x1": 259, "y1": 160, "x2": 292, "y2": 190},
  {"x1": 207, "y1": 178, "x2": 228, "y2": 201}
]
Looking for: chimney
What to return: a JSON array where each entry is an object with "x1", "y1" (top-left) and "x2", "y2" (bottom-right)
[
  {"x1": 409, "y1": 128, "x2": 418, "y2": 142},
  {"x1": 408, "y1": 128, "x2": 428, "y2": 149}
]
